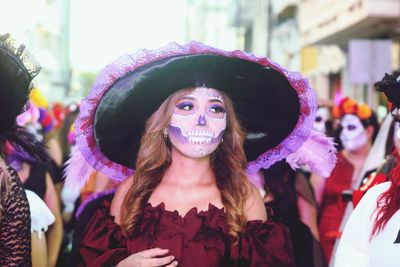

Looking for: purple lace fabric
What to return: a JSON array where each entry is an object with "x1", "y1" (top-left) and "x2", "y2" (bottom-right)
[
  {"x1": 75, "y1": 188, "x2": 116, "y2": 219},
  {"x1": 68, "y1": 41, "x2": 316, "y2": 188},
  {"x1": 0, "y1": 166, "x2": 31, "y2": 266}
]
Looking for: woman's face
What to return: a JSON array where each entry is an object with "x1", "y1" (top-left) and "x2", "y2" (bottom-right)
[
  {"x1": 313, "y1": 106, "x2": 329, "y2": 134},
  {"x1": 167, "y1": 87, "x2": 227, "y2": 158},
  {"x1": 340, "y1": 114, "x2": 368, "y2": 152},
  {"x1": 393, "y1": 122, "x2": 400, "y2": 153}
]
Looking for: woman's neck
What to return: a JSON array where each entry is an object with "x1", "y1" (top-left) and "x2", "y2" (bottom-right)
[{"x1": 162, "y1": 149, "x2": 215, "y2": 186}]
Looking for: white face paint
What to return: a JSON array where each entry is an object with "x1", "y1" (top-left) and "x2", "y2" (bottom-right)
[
  {"x1": 167, "y1": 88, "x2": 227, "y2": 158},
  {"x1": 393, "y1": 122, "x2": 400, "y2": 153},
  {"x1": 340, "y1": 114, "x2": 368, "y2": 152},
  {"x1": 313, "y1": 107, "x2": 330, "y2": 133}
]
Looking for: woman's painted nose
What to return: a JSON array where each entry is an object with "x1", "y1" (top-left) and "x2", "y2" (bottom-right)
[{"x1": 197, "y1": 115, "x2": 206, "y2": 126}]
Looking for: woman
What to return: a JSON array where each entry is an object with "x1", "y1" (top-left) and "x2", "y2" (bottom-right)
[
  {"x1": 0, "y1": 33, "x2": 49, "y2": 266},
  {"x1": 248, "y1": 130, "x2": 336, "y2": 267},
  {"x1": 65, "y1": 41, "x2": 333, "y2": 266},
  {"x1": 314, "y1": 97, "x2": 379, "y2": 263},
  {"x1": 334, "y1": 71, "x2": 400, "y2": 267},
  {"x1": 5, "y1": 99, "x2": 63, "y2": 267},
  {"x1": 256, "y1": 161, "x2": 321, "y2": 267}
]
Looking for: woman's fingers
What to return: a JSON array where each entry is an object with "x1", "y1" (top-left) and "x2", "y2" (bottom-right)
[
  {"x1": 146, "y1": 255, "x2": 175, "y2": 266},
  {"x1": 140, "y1": 248, "x2": 169, "y2": 258},
  {"x1": 165, "y1": 260, "x2": 178, "y2": 267}
]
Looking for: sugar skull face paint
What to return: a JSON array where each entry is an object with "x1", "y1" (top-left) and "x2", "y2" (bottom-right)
[
  {"x1": 313, "y1": 107, "x2": 330, "y2": 134},
  {"x1": 168, "y1": 88, "x2": 227, "y2": 158},
  {"x1": 393, "y1": 122, "x2": 400, "y2": 153},
  {"x1": 340, "y1": 114, "x2": 368, "y2": 152}
]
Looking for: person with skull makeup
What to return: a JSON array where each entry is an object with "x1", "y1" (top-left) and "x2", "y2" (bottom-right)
[
  {"x1": 333, "y1": 72, "x2": 400, "y2": 267},
  {"x1": 315, "y1": 97, "x2": 379, "y2": 264},
  {"x1": 313, "y1": 105, "x2": 333, "y2": 136},
  {"x1": 65, "y1": 42, "x2": 335, "y2": 267}
]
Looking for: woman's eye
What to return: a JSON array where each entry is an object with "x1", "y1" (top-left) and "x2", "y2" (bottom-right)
[
  {"x1": 347, "y1": 125, "x2": 356, "y2": 131},
  {"x1": 177, "y1": 102, "x2": 194, "y2": 111},
  {"x1": 210, "y1": 105, "x2": 225, "y2": 113}
]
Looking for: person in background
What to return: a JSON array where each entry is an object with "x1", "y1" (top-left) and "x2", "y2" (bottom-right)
[
  {"x1": 334, "y1": 71, "x2": 400, "y2": 267},
  {"x1": 313, "y1": 105, "x2": 333, "y2": 136},
  {"x1": 314, "y1": 97, "x2": 379, "y2": 263},
  {"x1": 0, "y1": 33, "x2": 49, "y2": 266},
  {"x1": 248, "y1": 113, "x2": 336, "y2": 267},
  {"x1": 5, "y1": 102, "x2": 64, "y2": 267}
]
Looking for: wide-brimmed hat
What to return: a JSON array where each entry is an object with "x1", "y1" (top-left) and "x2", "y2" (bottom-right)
[{"x1": 66, "y1": 41, "x2": 337, "y2": 189}]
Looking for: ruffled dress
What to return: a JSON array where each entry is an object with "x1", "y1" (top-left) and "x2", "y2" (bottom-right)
[
  {"x1": 319, "y1": 152, "x2": 354, "y2": 262},
  {"x1": 77, "y1": 200, "x2": 295, "y2": 267}
]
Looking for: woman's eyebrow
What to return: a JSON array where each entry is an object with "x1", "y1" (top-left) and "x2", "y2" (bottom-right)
[
  {"x1": 209, "y1": 98, "x2": 224, "y2": 104},
  {"x1": 177, "y1": 96, "x2": 196, "y2": 101}
]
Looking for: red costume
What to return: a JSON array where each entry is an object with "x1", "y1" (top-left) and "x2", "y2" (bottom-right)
[{"x1": 319, "y1": 152, "x2": 353, "y2": 261}]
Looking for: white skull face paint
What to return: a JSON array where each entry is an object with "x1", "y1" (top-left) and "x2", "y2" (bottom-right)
[
  {"x1": 168, "y1": 88, "x2": 227, "y2": 158},
  {"x1": 393, "y1": 122, "x2": 400, "y2": 153},
  {"x1": 313, "y1": 107, "x2": 330, "y2": 133},
  {"x1": 340, "y1": 114, "x2": 368, "y2": 152}
]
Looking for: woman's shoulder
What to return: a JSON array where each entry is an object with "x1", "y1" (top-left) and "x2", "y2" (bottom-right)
[
  {"x1": 110, "y1": 177, "x2": 133, "y2": 224},
  {"x1": 244, "y1": 183, "x2": 267, "y2": 222}
]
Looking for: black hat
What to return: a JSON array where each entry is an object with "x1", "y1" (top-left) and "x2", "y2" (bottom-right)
[{"x1": 375, "y1": 72, "x2": 400, "y2": 120}]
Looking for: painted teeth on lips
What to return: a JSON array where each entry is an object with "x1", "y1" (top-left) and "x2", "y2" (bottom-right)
[
  {"x1": 188, "y1": 130, "x2": 213, "y2": 137},
  {"x1": 188, "y1": 136, "x2": 212, "y2": 144}
]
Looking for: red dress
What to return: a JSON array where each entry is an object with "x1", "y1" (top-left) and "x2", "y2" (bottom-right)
[
  {"x1": 78, "y1": 200, "x2": 295, "y2": 267},
  {"x1": 318, "y1": 152, "x2": 353, "y2": 262}
]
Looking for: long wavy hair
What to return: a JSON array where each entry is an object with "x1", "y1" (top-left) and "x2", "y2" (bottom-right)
[
  {"x1": 0, "y1": 156, "x2": 11, "y2": 221},
  {"x1": 121, "y1": 88, "x2": 251, "y2": 243},
  {"x1": 371, "y1": 149, "x2": 400, "y2": 238}
]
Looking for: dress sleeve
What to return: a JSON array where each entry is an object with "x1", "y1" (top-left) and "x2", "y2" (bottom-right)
[
  {"x1": 25, "y1": 189, "x2": 55, "y2": 235},
  {"x1": 0, "y1": 168, "x2": 31, "y2": 267},
  {"x1": 232, "y1": 220, "x2": 295, "y2": 267},
  {"x1": 334, "y1": 182, "x2": 391, "y2": 267},
  {"x1": 77, "y1": 201, "x2": 129, "y2": 267}
]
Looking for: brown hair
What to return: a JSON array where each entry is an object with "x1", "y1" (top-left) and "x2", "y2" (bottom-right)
[
  {"x1": 121, "y1": 88, "x2": 251, "y2": 243},
  {"x1": 0, "y1": 157, "x2": 11, "y2": 221}
]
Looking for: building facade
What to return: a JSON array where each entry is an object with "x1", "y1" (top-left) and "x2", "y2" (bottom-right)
[{"x1": 299, "y1": 0, "x2": 400, "y2": 108}]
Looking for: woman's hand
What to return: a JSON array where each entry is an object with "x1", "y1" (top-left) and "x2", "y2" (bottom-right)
[{"x1": 117, "y1": 248, "x2": 177, "y2": 267}]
